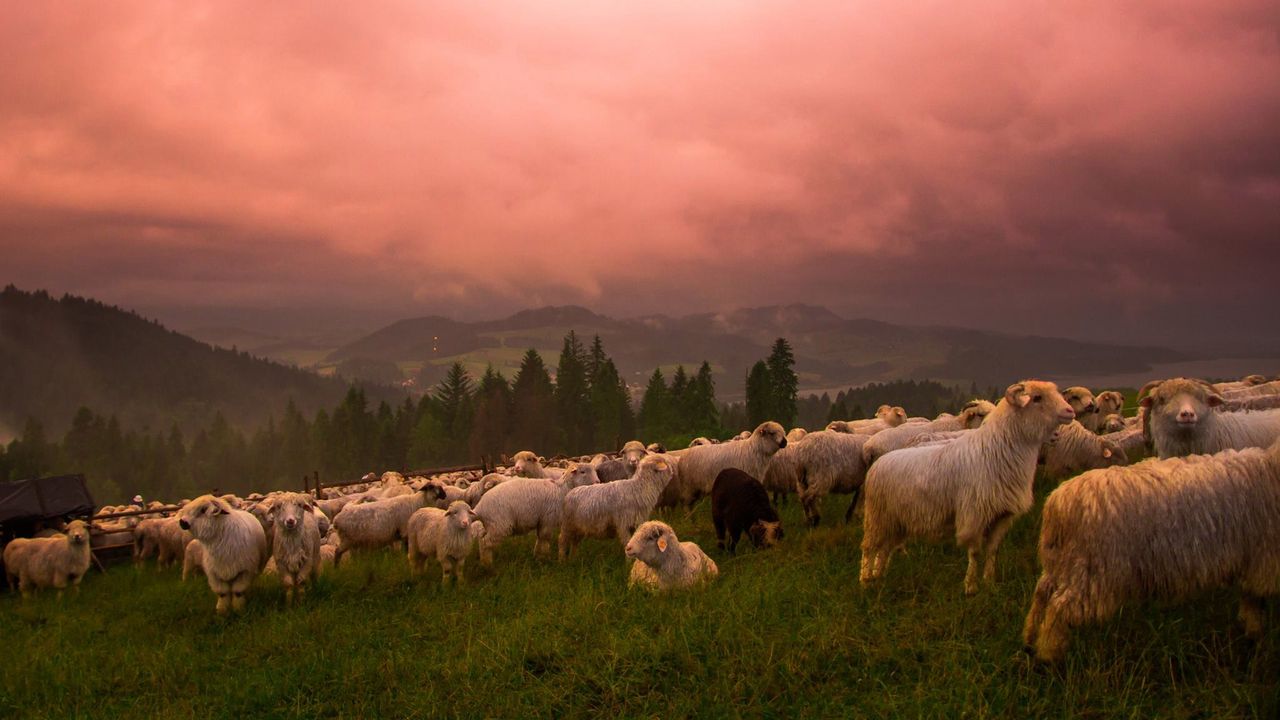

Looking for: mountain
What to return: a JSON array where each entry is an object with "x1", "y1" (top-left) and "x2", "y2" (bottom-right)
[
  {"x1": 0, "y1": 286, "x2": 403, "y2": 435},
  {"x1": 329, "y1": 302, "x2": 1185, "y2": 396}
]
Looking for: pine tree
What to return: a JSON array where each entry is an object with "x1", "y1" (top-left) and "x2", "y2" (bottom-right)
[
  {"x1": 689, "y1": 362, "x2": 720, "y2": 436},
  {"x1": 469, "y1": 366, "x2": 513, "y2": 460},
  {"x1": 745, "y1": 361, "x2": 772, "y2": 427},
  {"x1": 511, "y1": 349, "x2": 558, "y2": 454},
  {"x1": 554, "y1": 331, "x2": 592, "y2": 453},
  {"x1": 434, "y1": 362, "x2": 474, "y2": 462},
  {"x1": 669, "y1": 365, "x2": 690, "y2": 433},
  {"x1": 766, "y1": 338, "x2": 799, "y2": 427},
  {"x1": 638, "y1": 369, "x2": 670, "y2": 441}
]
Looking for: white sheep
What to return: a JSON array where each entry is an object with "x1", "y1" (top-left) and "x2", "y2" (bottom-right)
[
  {"x1": 861, "y1": 400, "x2": 995, "y2": 466},
  {"x1": 860, "y1": 381, "x2": 1075, "y2": 595},
  {"x1": 178, "y1": 495, "x2": 270, "y2": 615},
  {"x1": 1095, "y1": 391, "x2": 1125, "y2": 427},
  {"x1": 3, "y1": 520, "x2": 92, "y2": 598},
  {"x1": 781, "y1": 431, "x2": 870, "y2": 527},
  {"x1": 1023, "y1": 439, "x2": 1280, "y2": 663},
  {"x1": 826, "y1": 405, "x2": 909, "y2": 435},
  {"x1": 133, "y1": 517, "x2": 190, "y2": 569},
  {"x1": 1141, "y1": 378, "x2": 1280, "y2": 458},
  {"x1": 1042, "y1": 420, "x2": 1127, "y2": 480},
  {"x1": 511, "y1": 450, "x2": 565, "y2": 480},
  {"x1": 332, "y1": 484, "x2": 449, "y2": 566},
  {"x1": 559, "y1": 455, "x2": 675, "y2": 559},
  {"x1": 472, "y1": 464, "x2": 600, "y2": 567},
  {"x1": 181, "y1": 539, "x2": 205, "y2": 582},
  {"x1": 1062, "y1": 386, "x2": 1100, "y2": 433},
  {"x1": 1100, "y1": 413, "x2": 1127, "y2": 433},
  {"x1": 785, "y1": 428, "x2": 808, "y2": 443},
  {"x1": 406, "y1": 501, "x2": 484, "y2": 583},
  {"x1": 658, "y1": 421, "x2": 789, "y2": 508},
  {"x1": 269, "y1": 492, "x2": 323, "y2": 604},
  {"x1": 625, "y1": 521, "x2": 718, "y2": 592}
]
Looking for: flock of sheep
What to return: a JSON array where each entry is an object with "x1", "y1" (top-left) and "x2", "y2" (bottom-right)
[{"x1": 5, "y1": 373, "x2": 1280, "y2": 665}]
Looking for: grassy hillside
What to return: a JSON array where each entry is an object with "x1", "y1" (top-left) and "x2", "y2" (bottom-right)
[{"x1": 1, "y1": 486, "x2": 1274, "y2": 719}]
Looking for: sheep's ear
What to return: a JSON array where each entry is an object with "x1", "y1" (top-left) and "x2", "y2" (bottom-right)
[
  {"x1": 1138, "y1": 395, "x2": 1155, "y2": 409},
  {"x1": 657, "y1": 536, "x2": 668, "y2": 552},
  {"x1": 1005, "y1": 384, "x2": 1030, "y2": 408},
  {"x1": 1102, "y1": 447, "x2": 1112, "y2": 458},
  {"x1": 961, "y1": 400, "x2": 979, "y2": 411},
  {"x1": 1207, "y1": 394, "x2": 1224, "y2": 407}
]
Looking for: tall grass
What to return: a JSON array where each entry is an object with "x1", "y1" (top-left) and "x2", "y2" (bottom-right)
[{"x1": 1, "y1": 482, "x2": 1275, "y2": 719}]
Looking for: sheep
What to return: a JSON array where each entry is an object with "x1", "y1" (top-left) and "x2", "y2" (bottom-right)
[
  {"x1": 134, "y1": 517, "x2": 190, "y2": 569},
  {"x1": 1141, "y1": 378, "x2": 1280, "y2": 459},
  {"x1": 1219, "y1": 380, "x2": 1280, "y2": 401},
  {"x1": 1212, "y1": 374, "x2": 1270, "y2": 393},
  {"x1": 1095, "y1": 391, "x2": 1125, "y2": 427},
  {"x1": 1042, "y1": 420, "x2": 1128, "y2": 480},
  {"x1": 859, "y1": 381, "x2": 1075, "y2": 595},
  {"x1": 332, "y1": 484, "x2": 449, "y2": 566},
  {"x1": 762, "y1": 442, "x2": 803, "y2": 506},
  {"x1": 181, "y1": 539, "x2": 205, "y2": 582},
  {"x1": 462, "y1": 473, "x2": 507, "y2": 506},
  {"x1": 1062, "y1": 387, "x2": 1100, "y2": 433},
  {"x1": 646, "y1": 442, "x2": 667, "y2": 454},
  {"x1": 861, "y1": 400, "x2": 996, "y2": 466},
  {"x1": 781, "y1": 430, "x2": 871, "y2": 527},
  {"x1": 1222, "y1": 394, "x2": 1280, "y2": 413},
  {"x1": 473, "y1": 464, "x2": 600, "y2": 567},
  {"x1": 511, "y1": 450, "x2": 565, "y2": 480},
  {"x1": 269, "y1": 493, "x2": 323, "y2": 604},
  {"x1": 3, "y1": 520, "x2": 92, "y2": 598},
  {"x1": 559, "y1": 455, "x2": 675, "y2": 559},
  {"x1": 1023, "y1": 439, "x2": 1280, "y2": 664},
  {"x1": 658, "y1": 421, "x2": 788, "y2": 508},
  {"x1": 826, "y1": 405, "x2": 910, "y2": 435},
  {"x1": 407, "y1": 501, "x2": 484, "y2": 583},
  {"x1": 1102, "y1": 424, "x2": 1148, "y2": 459},
  {"x1": 625, "y1": 521, "x2": 718, "y2": 591},
  {"x1": 178, "y1": 495, "x2": 270, "y2": 615},
  {"x1": 689, "y1": 437, "x2": 714, "y2": 448},
  {"x1": 1101, "y1": 413, "x2": 1127, "y2": 433},
  {"x1": 711, "y1": 469, "x2": 782, "y2": 553}
]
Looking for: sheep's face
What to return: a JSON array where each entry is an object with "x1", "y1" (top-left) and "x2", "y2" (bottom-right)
[
  {"x1": 250, "y1": 502, "x2": 273, "y2": 530},
  {"x1": 748, "y1": 520, "x2": 783, "y2": 549},
  {"x1": 690, "y1": 437, "x2": 712, "y2": 448},
  {"x1": 959, "y1": 400, "x2": 995, "y2": 429},
  {"x1": 1140, "y1": 378, "x2": 1222, "y2": 432},
  {"x1": 512, "y1": 451, "x2": 541, "y2": 477},
  {"x1": 1005, "y1": 381, "x2": 1075, "y2": 431},
  {"x1": 620, "y1": 443, "x2": 648, "y2": 472},
  {"x1": 444, "y1": 501, "x2": 478, "y2": 532},
  {"x1": 1102, "y1": 414, "x2": 1127, "y2": 433},
  {"x1": 646, "y1": 443, "x2": 667, "y2": 454},
  {"x1": 1062, "y1": 387, "x2": 1097, "y2": 417},
  {"x1": 563, "y1": 463, "x2": 600, "y2": 488},
  {"x1": 272, "y1": 494, "x2": 313, "y2": 533},
  {"x1": 625, "y1": 521, "x2": 674, "y2": 564},
  {"x1": 876, "y1": 406, "x2": 908, "y2": 427},
  {"x1": 178, "y1": 495, "x2": 234, "y2": 534},
  {"x1": 638, "y1": 456, "x2": 674, "y2": 485},
  {"x1": 826, "y1": 421, "x2": 851, "y2": 434},
  {"x1": 753, "y1": 421, "x2": 788, "y2": 450},
  {"x1": 1097, "y1": 439, "x2": 1127, "y2": 468},
  {"x1": 421, "y1": 482, "x2": 448, "y2": 505},
  {"x1": 65, "y1": 520, "x2": 89, "y2": 545},
  {"x1": 1096, "y1": 391, "x2": 1125, "y2": 417}
]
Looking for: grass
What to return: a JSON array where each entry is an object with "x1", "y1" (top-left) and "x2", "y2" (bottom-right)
[{"x1": 1, "y1": 483, "x2": 1277, "y2": 719}]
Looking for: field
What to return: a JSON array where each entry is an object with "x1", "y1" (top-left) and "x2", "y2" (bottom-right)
[{"x1": 1, "y1": 484, "x2": 1277, "y2": 719}]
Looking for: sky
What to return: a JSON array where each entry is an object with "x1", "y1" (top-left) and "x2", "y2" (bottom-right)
[{"x1": 2, "y1": 1, "x2": 1278, "y2": 350}]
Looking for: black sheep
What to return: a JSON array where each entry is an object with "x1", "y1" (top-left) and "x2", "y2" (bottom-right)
[{"x1": 711, "y1": 468, "x2": 784, "y2": 553}]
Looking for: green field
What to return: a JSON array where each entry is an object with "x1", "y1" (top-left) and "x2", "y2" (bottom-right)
[{"x1": 1, "y1": 484, "x2": 1276, "y2": 719}]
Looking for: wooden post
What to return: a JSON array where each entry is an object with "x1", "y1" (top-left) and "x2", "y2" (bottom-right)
[{"x1": 314, "y1": 470, "x2": 322, "y2": 498}]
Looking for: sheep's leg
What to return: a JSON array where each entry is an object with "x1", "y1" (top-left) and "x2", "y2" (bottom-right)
[
  {"x1": 963, "y1": 545, "x2": 982, "y2": 596},
  {"x1": 1239, "y1": 594, "x2": 1266, "y2": 639},
  {"x1": 408, "y1": 545, "x2": 423, "y2": 575},
  {"x1": 282, "y1": 575, "x2": 296, "y2": 606},
  {"x1": 440, "y1": 557, "x2": 455, "y2": 584},
  {"x1": 728, "y1": 529, "x2": 740, "y2": 554},
  {"x1": 230, "y1": 572, "x2": 252, "y2": 612},
  {"x1": 454, "y1": 558, "x2": 466, "y2": 585},
  {"x1": 713, "y1": 514, "x2": 726, "y2": 550},
  {"x1": 980, "y1": 513, "x2": 1016, "y2": 583},
  {"x1": 843, "y1": 488, "x2": 861, "y2": 524},
  {"x1": 333, "y1": 545, "x2": 346, "y2": 568},
  {"x1": 215, "y1": 593, "x2": 231, "y2": 615},
  {"x1": 1034, "y1": 592, "x2": 1073, "y2": 664},
  {"x1": 1022, "y1": 574, "x2": 1055, "y2": 649},
  {"x1": 557, "y1": 529, "x2": 573, "y2": 562},
  {"x1": 480, "y1": 536, "x2": 496, "y2": 568}
]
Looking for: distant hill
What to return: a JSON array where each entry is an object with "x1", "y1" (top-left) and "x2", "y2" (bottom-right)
[
  {"x1": 328, "y1": 303, "x2": 1185, "y2": 396},
  {"x1": 0, "y1": 286, "x2": 403, "y2": 434}
]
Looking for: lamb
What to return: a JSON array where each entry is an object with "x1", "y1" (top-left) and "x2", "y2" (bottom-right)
[
  {"x1": 1062, "y1": 386, "x2": 1100, "y2": 433},
  {"x1": 1141, "y1": 378, "x2": 1280, "y2": 458},
  {"x1": 181, "y1": 539, "x2": 205, "y2": 582},
  {"x1": 1095, "y1": 391, "x2": 1125, "y2": 427},
  {"x1": 783, "y1": 430, "x2": 871, "y2": 526},
  {"x1": 511, "y1": 450, "x2": 565, "y2": 480},
  {"x1": 657, "y1": 421, "x2": 788, "y2": 508},
  {"x1": 1023, "y1": 439, "x2": 1280, "y2": 664},
  {"x1": 710, "y1": 469, "x2": 782, "y2": 553},
  {"x1": 178, "y1": 495, "x2": 270, "y2": 614},
  {"x1": 559, "y1": 455, "x2": 675, "y2": 559},
  {"x1": 269, "y1": 493, "x2": 323, "y2": 604},
  {"x1": 861, "y1": 400, "x2": 996, "y2": 466},
  {"x1": 406, "y1": 501, "x2": 484, "y2": 583},
  {"x1": 625, "y1": 521, "x2": 718, "y2": 591},
  {"x1": 332, "y1": 484, "x2": 449, "y2": 565},
  {"x1": 860, "y1": 381, "x2": 1075, "y2": 595},
  {"x1": 1042, "y1": 420, "x2": 1127, "y2": 480},
  {"x1": 1101, "y1": 413, "x2": 1127, "y2": 433},
  {"x1": 3, "y1": 520, "x2": 92, "y2": 598},
  {"x1": 134, "y1": 517, "x2": 190, "y2": 569},
  {"x1": 473, "y1": 463, "x2": 600, "y2": 567}
]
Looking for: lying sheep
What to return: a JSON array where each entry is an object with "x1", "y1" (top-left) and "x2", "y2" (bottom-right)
[
  {"x1": 711, "y1": 469, "x2": 782, "y2": 553},
  {"x1": 270, "y1": 493, "x2": 323, "y2": 604},
  {"x1": 625, "y1": 521, "x2": 718, "y2": 591},
  {"x1": 559, "y1": 455, "x2": 674, "y2": 559},
  {"x1": 407, "y1": 501, "x2": 484, "y2": 583},
  {"x1": 1101, "y1": 413, "x2": 1127, "y2": 433},
  {"x1": 473, "y1": 464, "x2": 599, "y2": 567},
  {"x1": 1062, "y1": 387, "x2": 1100, "y2": 433},
  {"x1": 181, "y1": 539, "x2": 205, "y2": 582},
  {"x1": 1142, "y1": 378, "x2": 1280, "y2": 458},
  {"x1": 658, "y1": 421, "x2": 788, "y2": 508},
  {"x1": 1042, "y1": 420, "x2": 1128, "y2": 480},
  {"x1": 1023, "y1": 439, "x2": 1280, "y2": 663},
  {"x1": 178, "y1": 496, "x2": 270, "y2": 615},
  {"x1": 861, "y1": 401, "x2": 995, "y2": 466},
  {"x1": 860, "y1": 381, "x2": 1075, "y2": 595},
  {"x1": 332, "y1": 484, "x2": 449, "y2": 566},
  {"x1": 3, "y1": 520, "x2": 92, "y2": 598}
]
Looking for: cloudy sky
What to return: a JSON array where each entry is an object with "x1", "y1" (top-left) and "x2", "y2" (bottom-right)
[{"x1": 2, "y1": 1, "x2": 1277, "y2": 349}]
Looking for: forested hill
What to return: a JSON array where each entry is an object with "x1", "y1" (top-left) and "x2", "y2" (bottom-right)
[{"x1": 0, "y1": 286, "x2": 402, "y2": 435}]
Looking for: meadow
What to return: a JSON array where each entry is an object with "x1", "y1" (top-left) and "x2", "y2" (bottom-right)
[{"x1": 1, "y1": 484, "x2": 1276, "y2": 719}]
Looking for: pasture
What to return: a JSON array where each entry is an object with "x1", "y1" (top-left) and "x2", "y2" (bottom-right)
[{"x1": 1, "y1": 486, "x2": 1276, "y2": 719}]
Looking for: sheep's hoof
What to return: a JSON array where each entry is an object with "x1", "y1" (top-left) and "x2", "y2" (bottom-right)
[{"x1": 963, "y1": 583, "x2": 979, "y2": 597}]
